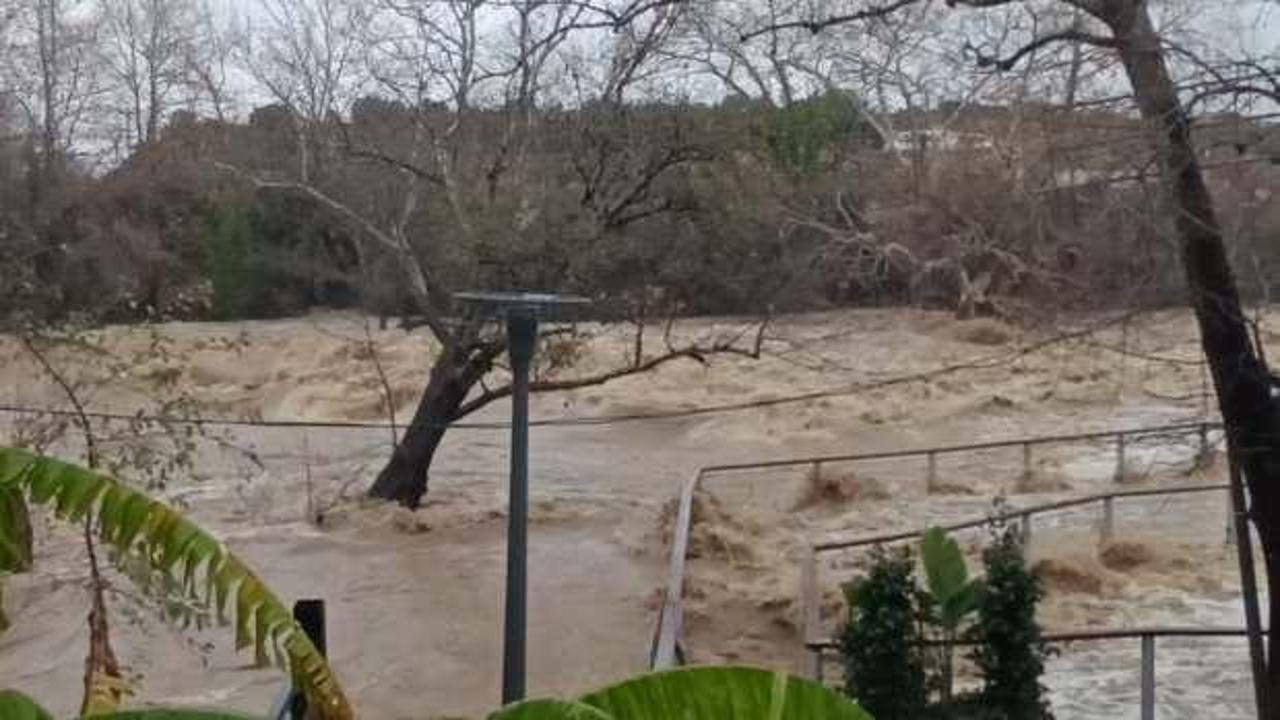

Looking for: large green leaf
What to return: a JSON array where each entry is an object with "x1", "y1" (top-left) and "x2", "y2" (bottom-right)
[
  {"x1": 921, "y1": 527, "x2": 967, "y2": 600},
  {"x1": 489, "y1": 666, "x2": 872, "y2": 720},
  {"x1": 487, "y1": 699, "x2": 610, "y2": 720},
  {"x1": 84, "y1": 709, "x2": 265, "y2": 719},
  {"x1": 0, "y1": 689, "x2": 54, "y2": 720},
  {"x1": 921, "y1": 526, "x2": 979, "y2": 629},
  {"x1": 0, "y1": 448, "x2": 353, "y2": 720},
  {"x1": 0, "y1": 486, "x2": 32, "y2": 572},
  {"x1": 941, "y1": 581, "x2": 983, "y2": 631}
]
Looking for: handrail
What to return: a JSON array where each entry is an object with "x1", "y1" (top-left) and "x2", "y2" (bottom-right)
[
  {"x1": 813, "y1": 482, "x2": 1227, "y2": 552},
  {"x1": 692, "y1": 420, "x2": 1219, "y2": 476},
  {"x1": 804, "y1": 625, "x2": 1267, "y2": 651},
  {"x1": 649, "y1": 419, "x2": 1223, "y2": 670},
  {"x1": 651, "y1": 468, "x2": 702, "y2": 668},
  {"x1": 804, "y1": 625, "x2": 1268, "y2": 720}
]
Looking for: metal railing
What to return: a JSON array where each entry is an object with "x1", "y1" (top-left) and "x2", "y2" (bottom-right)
[
  {"x1": 804, "y1": 627, "x2": 1266, "y2": 720},
  {"x1": 650, "y1": 419, "x2": 1224, "y2": 670},
  {"x1": 796, "y1": 482, "x2": 1233, "y2": 675}
]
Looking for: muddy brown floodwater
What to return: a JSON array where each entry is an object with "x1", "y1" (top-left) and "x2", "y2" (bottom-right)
[{"x1": 0, "y1": 307, "x2": 1272, "y2": 718}]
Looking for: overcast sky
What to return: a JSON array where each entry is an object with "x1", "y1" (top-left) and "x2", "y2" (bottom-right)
[{"x1": 207, "y1": 0, "x2": 1280, "y2": 116}]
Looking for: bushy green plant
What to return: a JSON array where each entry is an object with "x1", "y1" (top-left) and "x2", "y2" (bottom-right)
[
  {"x1": 969, "y1": 524, "x2": 1053, "y2": 719},
  {"x1": 0, "y1": 448, "x2": 352, "y2": 719},
  {"x1": 840, "y1": 546, "x2": 927, "y2": 719},
  {"x1": 840, "y1": 523, "x2": 1052, "y2": 719},
  {"x1": 921, "y1": 527, "x2": 982, "y2": 703},
  {"x1": 765, "y1": 92, "x2": 871, "y2": 173}
]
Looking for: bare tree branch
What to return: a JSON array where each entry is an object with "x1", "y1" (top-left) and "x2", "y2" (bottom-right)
[
  {"x1": 455, "y1": 340, "x2": 755, "y2": 419},
  {"x1": 212, "y1": 161, "x2": 452, "y2": 343},
  {"x1": 967, "y1": 29, "x2": 1119, "y2": 72},
  {"x1": 739, "y1": 0, "x2": 922, "y2": 42},
  {"x1": 20, "y1": 333, "x2": 97, "y2": 467}
]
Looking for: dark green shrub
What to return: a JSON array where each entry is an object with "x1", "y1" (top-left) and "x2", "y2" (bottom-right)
[
  {"x1": 840, "y1": 546, "x2": 928, "y2": 719},
  {"x1": 969, "y1": 524, "x2": 1054, "y2": 719},
  {"x1": 766, "y1": 91, "x2": 878, "y2": 173},
  {"x1": 205, "y1": 201, "x2": 257, "y2": 320}
]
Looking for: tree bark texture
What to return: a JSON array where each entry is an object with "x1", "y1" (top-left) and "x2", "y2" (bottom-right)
[
  {"x1": 367, "y1": 342, "x2": 477, "y2": 508},
  {"x1": 1110, "y1": 4, "x2": 1280, "y2": 712},
  {"x1": 367, "y1": 331, "x2": 501, "y2": 509}
]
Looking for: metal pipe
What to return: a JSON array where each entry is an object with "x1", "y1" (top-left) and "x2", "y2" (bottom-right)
[
  {"x1": 651, "y1": 470, "x2": 701, "y2": 669},
  {"x1": 1140, "y1": 634, "x2": 1155, "y2": 720},
  {"x1": 1229, "y1": 451, "x2": 1268, "y2": 717},
  {"x1": 801, "y1": 548, "x2": 820, "y2": 647},
  {"x1": 1021, "y1": 443, "x2": 1033, "y2": 489},
  {"x1": 1101, "y1": 496, "x2": 1114, "y2": 545},
  {"x1": 805, "y1": 625, "x2": 1270, "y2": 650},
  {"x1": 503, "y1": 311, "x2": 538, "y2": 705},
  {"x1": 287, "y1": 600, "x2": 327, "y2": 719},
  {"x1": 926, "y1": 451, "x2": 938, "y2": 493},
  {"x1": 1226, "y1": 485, "x2": 1237, "y2": 547},
  {"x1": 814, "y1": 483, "x2": 1226, "y2": 553},
  {"x1": 1114, "y1": 433, "x2": 1127, "y2": 484},
  {"x1": 698, "y1": 421, "x2": 1217, "y2": 476}
]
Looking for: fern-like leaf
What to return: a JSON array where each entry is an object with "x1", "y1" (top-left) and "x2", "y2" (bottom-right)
[{"x1": 0, "y1": 448, "x2": 354, "y2": 720}]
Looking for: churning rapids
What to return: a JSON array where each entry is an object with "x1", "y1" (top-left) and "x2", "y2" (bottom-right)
[{"x1": 1, "y1": 307, "x2": 1272, "y2": 718}]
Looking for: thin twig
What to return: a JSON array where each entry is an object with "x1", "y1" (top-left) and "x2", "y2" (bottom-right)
[
  {"x1": 363, "y1": 318, "x2": 399, "y2": 448},
  {"x1": 21, "y1": 333, "x2": 97, "y2": 467}
]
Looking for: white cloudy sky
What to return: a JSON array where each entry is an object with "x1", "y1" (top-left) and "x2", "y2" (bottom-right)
[{"x1": 188, "y1": 0, "x2": 1280, "y2": 119}]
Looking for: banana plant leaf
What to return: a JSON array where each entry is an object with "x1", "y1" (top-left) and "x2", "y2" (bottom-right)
[{"x1": 488, "y1": 666, "x2": 873, "y2": 720}]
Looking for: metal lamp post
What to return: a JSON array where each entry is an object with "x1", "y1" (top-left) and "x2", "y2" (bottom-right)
[{"x1": 454, "y1": 291, "x2": 589, "y2": 705}]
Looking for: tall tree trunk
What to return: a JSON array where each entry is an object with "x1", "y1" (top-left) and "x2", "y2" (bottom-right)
[
  {"x1": 367, "y1": 343, "x2": 473, "y2": 508},
  {"x1": 1112, "y1": 4, "x2": 1280, "y2": 711},
  {"x1": 367, "y1": 334, "x2": 501, "y2": 509}
]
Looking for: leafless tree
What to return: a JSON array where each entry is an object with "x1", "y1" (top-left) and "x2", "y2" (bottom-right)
[
  {"x1": 98, "y1": 0, "x2": 200, "y2": 149},
  {"x1": 219, "y1": 0, "x2": 759, "y2": 508},
  {"x1": 241, "y1": 0, "x2": 369, "y2": 182},
  {"x1": 746, "y1": 0, "x2": 1280, "y2": 711},
  {"x1": 181, "y1": 0, "x2": 238, "y2": 123},
  {"x1": 4, "y1": 0, "x2": 102, "y2": 213}
]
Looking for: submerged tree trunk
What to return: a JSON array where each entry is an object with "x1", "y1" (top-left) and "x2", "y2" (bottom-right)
[
  {"x1": 1113, "y1": 4, "x2": 1280, "y2": 711},
  {"x1": 367, "y1": 342, "x2": 479, "y2": 509}
]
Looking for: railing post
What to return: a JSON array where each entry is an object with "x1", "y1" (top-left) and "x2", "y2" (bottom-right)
[
  {"x1": 1020, "y1": 443, "x2": 1033, "y2": 490},
  {"x1": 1226, "y1": 487, "x2": 1237, "y2": 546},
  {"x1": 814, "y1": 647, "x2": 825, "y2": 684},
  {"x1": 1100, "y1": 496, "x2": 1114, "y2": 546},
  {"x1": 1198, "y1": 422, "x2": 1210, "y2": 460},
  {"x1": 1020, "y1": 512, "x2": 1032, "y2": 546},
  {"x1": 799, "y1": 548, "x2": 821, "y2": 677},
  {"x1": 1114, "y1": 433, "x2": 1127, "y2": 484},
  {"x1": 289, "y1": 599, "x2": 327, "y2": 718},
  {"x1": 926, "y1": 451, "x2": 938, "y2": 494},
  {"x1": 1140, "y1": 633, "x2": 1155, "y2": 720}
]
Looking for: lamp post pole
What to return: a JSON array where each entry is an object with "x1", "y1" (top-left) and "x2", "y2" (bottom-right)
[
  {"x1": 454, "y1": 291, "x2": 587, "y2": 707},
  {"x1": 502, "y1": 309, "x2": 537, "y2": 705}
]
